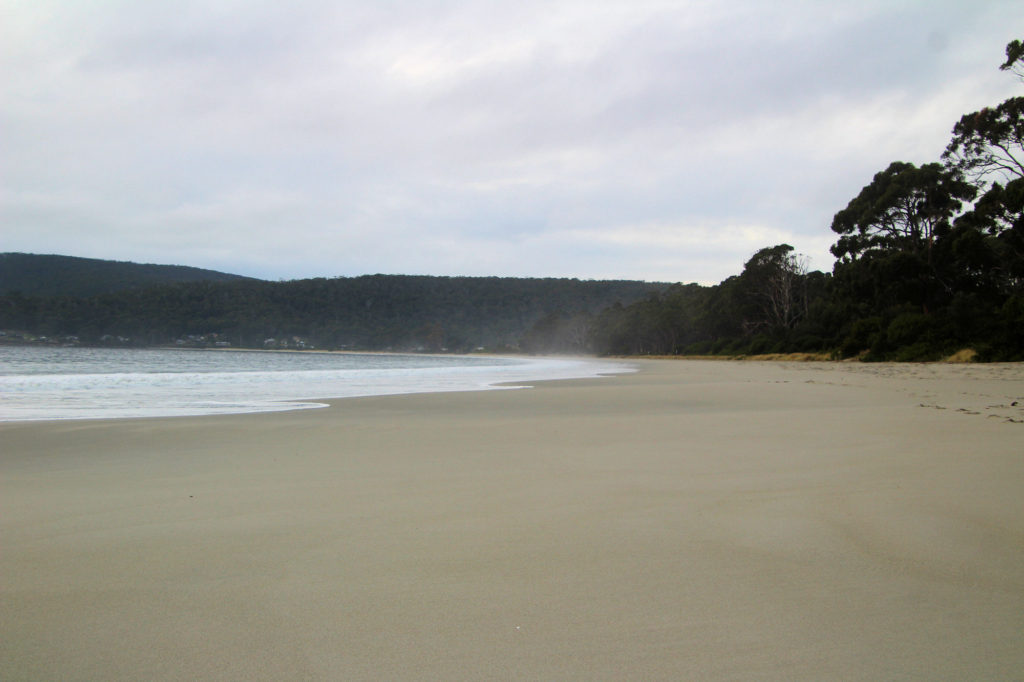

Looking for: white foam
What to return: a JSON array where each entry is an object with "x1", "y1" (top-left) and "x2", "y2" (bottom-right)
[{"x1": 0, "y1": 353, "x2": 632, "y2": 422}]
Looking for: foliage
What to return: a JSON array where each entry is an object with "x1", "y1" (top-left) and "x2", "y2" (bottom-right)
[
  {"x1": 942, "y1": 97, "x2": 1024, "y2": 184},
  {"x1": 0, "y1": 271, "x2": 663, "y2": 352},
  {"x1": 735, "y1": 244, "x2": 809, "y2": 332},
  {"x1": 830, "y1": 161, "x2": 977, "y2": 265},
  {"x1": 1001, "y1": 39, "x2": 1024, "y2": 80},
  {"x1": 955, "y1": 177, "x2": 1024, "y2": 293}
]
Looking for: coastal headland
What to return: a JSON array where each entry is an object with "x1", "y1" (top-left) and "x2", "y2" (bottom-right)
[{"x1": 2, "y1": 359, "x2": 1023, "y2": 679}]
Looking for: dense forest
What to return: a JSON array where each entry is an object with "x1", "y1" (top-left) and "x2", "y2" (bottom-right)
[
  {"x1": 0, "y1": 267, "x2": 664, "y2": 352},
  {"x1": 2, "y1": 40, "x2": 1022, "y2": 360}
]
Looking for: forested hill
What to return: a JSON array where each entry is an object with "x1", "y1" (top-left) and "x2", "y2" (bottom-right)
[
  {"x1": 0, "y1": 263, "x2": 666, "y2": 351},
  {"x1": 0, "y1": 253, "x2": 254, "y2": 297}
]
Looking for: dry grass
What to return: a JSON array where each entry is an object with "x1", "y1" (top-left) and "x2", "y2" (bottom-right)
[
  {"x1": 739, "y1": 352, "x2": 835, "y2": 362},
  {"x1": 616, "y1": 352, "x2": 835, "y2": 362},
  {"x1": 943, "y1": 348, "x2": 979, "y2": 363}
]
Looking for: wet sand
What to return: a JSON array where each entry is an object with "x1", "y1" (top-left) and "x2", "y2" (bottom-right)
[{"x1": 2, "y1": 359, "x2": 1023, "y2": 680}]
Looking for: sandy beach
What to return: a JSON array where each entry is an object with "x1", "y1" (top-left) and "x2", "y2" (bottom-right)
[{"x1": 2, "y1": 359, "x2": 1023, "y2": 680}]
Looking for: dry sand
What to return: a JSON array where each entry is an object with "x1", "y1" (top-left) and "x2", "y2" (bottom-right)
[{"x1": 2, "y1": 359, "x2": 1023, "y2": 680}]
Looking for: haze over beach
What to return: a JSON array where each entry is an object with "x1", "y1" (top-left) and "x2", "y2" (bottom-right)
[{"x1": 3, "y1": 1, "x2": 1022, "y2": 283}]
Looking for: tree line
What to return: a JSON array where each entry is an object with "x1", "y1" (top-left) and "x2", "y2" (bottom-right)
[
  {"x1": 549, "y1": 39, "x2": 1022, "y2": 361},
  {"x1": 0, "y1": 274, "x2": 662, "y2": 352}
]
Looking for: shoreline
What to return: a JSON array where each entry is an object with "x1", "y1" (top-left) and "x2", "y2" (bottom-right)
[
  {"x1": 0, "y1": 350, "x2": 631, "y2": 424},
  {"x1": 3, "y1": 359, "x2": 1023, "y2": 679}
]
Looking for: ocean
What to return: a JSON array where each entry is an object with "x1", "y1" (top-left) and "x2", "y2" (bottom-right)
[{"x1": 0, "y1": 346, "x2": 631, "y2": 422}]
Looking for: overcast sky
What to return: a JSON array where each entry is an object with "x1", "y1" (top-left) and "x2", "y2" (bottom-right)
[{"x1": 3, "y1": 1, "x2": 1022, "y2": 283}]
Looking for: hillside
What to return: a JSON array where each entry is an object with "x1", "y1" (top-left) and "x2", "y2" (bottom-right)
[
  {"x1": 0, "y1": 256, "x2": 666, "y2": 351},
  {"x1": 0, "y1": 253, "x2": 254, "y2": 297}
]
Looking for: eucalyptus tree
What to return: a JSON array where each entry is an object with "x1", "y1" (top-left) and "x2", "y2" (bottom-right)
[
  {"x1": 942, "y1": 38, "x2": 1024, "y2": 295},
  {"x1": 942, "y1": 97, "x2": 1024, "y2": 184},
  {"x1": 1000, "y1": 38, "x2": 1023, "y2": 81},
  {"x1": 943, "y1": 38, "x2": 1024, "y2": 184},
  {"x1": 737, "y1": 244, "x2": 809, "y2": 333},
  {"x1": 952, "y1": 176, "x2": 1024, "y2": 293},
  {"x1": 830, "y1": 161, "x2": 977, "y2": 265},
  {"x1": 828, "y1": 161, "x2": 978, "y2": 319}
]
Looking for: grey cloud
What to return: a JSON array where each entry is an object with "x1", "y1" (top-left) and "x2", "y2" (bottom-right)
[{"x1": 2, "y1": 0, "x2": 1022, "y2": 284}]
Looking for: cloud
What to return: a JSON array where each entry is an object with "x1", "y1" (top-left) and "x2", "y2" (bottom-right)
[{"x1": 2, "y1": 0, "x2": 1022, "y2": 283}]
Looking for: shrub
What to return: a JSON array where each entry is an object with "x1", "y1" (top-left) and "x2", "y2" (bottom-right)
[
  {"x1": 886, "y1": 312, "x2": 932, "y2": 348},
  {"x1": 840, "y1": 317, "x2": 882, "y2": 357}
]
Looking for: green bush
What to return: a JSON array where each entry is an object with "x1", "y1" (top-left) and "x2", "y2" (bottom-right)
[
  {"x1": 893, "y1": 342, "x2": 942, "y2": 362},
  {"x1": 745, "y1": 335, "x2": 773, "y2": 355},
  {"x1": 840, "y1": 317, "x2": 882, "y2": 357},
  {"x1": 886, "y1": 312, "x2": 933, "y2": 347}
]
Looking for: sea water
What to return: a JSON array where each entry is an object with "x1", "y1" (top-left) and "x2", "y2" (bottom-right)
[{"x1": 0, "y1": 346, "x2": 631, "y2": 422}]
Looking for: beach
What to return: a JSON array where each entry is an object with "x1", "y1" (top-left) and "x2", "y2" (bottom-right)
[{"x1": 2, "y1": 359, "x2": 1023, "y2": 680}]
